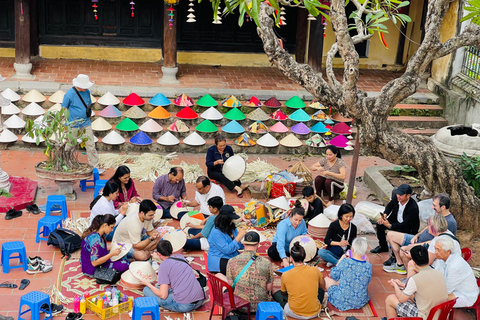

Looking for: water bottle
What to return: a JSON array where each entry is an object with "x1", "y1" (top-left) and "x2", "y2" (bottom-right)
[{"x1": 74, "y1": 296, "x2": 80, "y2": 313}]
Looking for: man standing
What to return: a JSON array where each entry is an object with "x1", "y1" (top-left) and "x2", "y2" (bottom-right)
[
  {"x1": 183, "y1": 176, "x2": 225, "y2": 217},
  {"x1": 152, "y1": 167, "x2": 187, "y2": 218},
  {"x1": 226, "y1": 231, "x2": 274, "y2": 312},
  {"x1": 61, "y1": 74, "x2": 103, "y2": 174}
]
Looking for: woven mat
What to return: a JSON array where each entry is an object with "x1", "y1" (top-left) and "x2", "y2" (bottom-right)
[{"x1": 323, "y1": 300, "x2": 377, "y2": 317}]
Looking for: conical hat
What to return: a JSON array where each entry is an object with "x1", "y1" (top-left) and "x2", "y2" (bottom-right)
[
  {"x1": 309, "y1": 213, "x2": 332, "y2": 227},
  {"x1": 196, "y1": 94, "x2": 217, "y2": 107},
  {"x1": 102, "y1": 131, "x2": 125, "y2": 145},
  {"x1": 0, "y1": 129, "x2": 18, "y2": 143},
  {"x1": 149, "y1": 93, "x2": 171, "y2": 106},
  {"x1": 22, "y1": 132, "x2": 45, "y2": 143},
  {"x1": 148, "y1": 106, "x2": 171, "y2": 119},
  {"x1": 23, "y1": 89, "x2": 46, "y2": 103},
  {"x1": 224, "y1": 108, "x2": 245, "y2": 120},
  {"x1": 256, "y1": 133, "x2": 279, "y2": 147},
  {"x1": 234, "y1": 133, "x2": 256, "y2": 146},
  {"x1": 264, "y1": 97, "x2": 281, "y2": 108},
  {"x1": 309, "y1": 101, "x2": 326, "y2": 109},
  {"x1": 157, "y1": 131, "x2": 180, "y2": 145},
  {"x1": 311, "y1": 110, "x2": 326, "y2": 121},
  {"x1": 270, "y1": 109, "x2": 288, "y2": 121},
  {"x1": 183, "y1": 132, "x2": 206, "y2": 146},
  {"x1": 180, "y1": 211, "x2": 205, "y2": 230},
  {"x1": 311, "y1": 122, "x2": 329, "y2": 133},
  {"x1": 48, "y1": 103, "x2": 62, "y2": 113},
  {"x1": 200, "y1": 107, "x2": 223, "y2": 121},
  {"x1": 2, "y1": 103, "x2": 21, "y2": 115},
  {"x1": 99, "y1": 105, "x2": 123, "y2": 118},
  {"x1": 280, "y1": 134, "x2": 302, "y2": 147},
  {"x1": 247, "y1": 108, "x2": 269, "y2": 121},
  {"x1": 4, "y1": 115, "x2": 26, "y2": 129},
  {"x1": 34, "y1": 116, "x2": 46, "y2": 127},
  {"x1": 331, "y1": 112, "x2": 353, "y2": 122},
  {"x1": 328, "y1": 134, "x2": 349, "y2": 148},
  {"x1": 305, "y1": 134, "x2": 326, "y2": 147},
  {"x1": 289, "y1": 109, "x2": 310, "y2": 122},
  {"x1": 170, "y1": 201, "x2": 192, "y2": 219},
  {"x1": 222, "y1": 95, "x2": 241, "y2": 108},
  {"x1": 124, "y1": 106, "x2": 147, "y2": 119},
  {"x1": 222, "y1": 155, "x2": 246, "y2": 181},
  {"x1": 331, "y1": 122, "x2": 351, "y2": 135},
  {"x1": 291, "y1": 122, "x2": 310, "y2": 134},
  {"x1": 324, "y1": 117, "x2": 334, "y2": 125},
  {"x1": 93, "y1": 135, "x2": 99, "y2": 143},
  {"x1": 168, "y1": 120, "x2": 190, "y2": 132},
  {"x1": 130, "y1": 261, "x2": 156, "y2": 282},
  {"x1": 116, "y1": 118, "x2": 139, "y2": 131},
  {"x1": 0, "y1": 94, "x2": 9, "y2": 108},
  {"x1": 90, "y1": 94, "x2": 96, "y2": 104},
  {"x1": 270, "y1": 122, "x2": 289, "y2": 133},
  {"x1": 98, "y1": 92, "x2": 120, "y2": 106},
  {"x1": 139, "y1": 119, "x2": 163, "y2": 133},
  {"x1": 130, "y1": 131, "x2": 153, "y2": 145},
  {"x1": 22, "y1": 102, "x2": 46, "y2": 116},
  {"x1": 1, "y1": 88, "x2": 21, "y2": 102},
  {"x1": 285, "y1": 96, "x2": 306, "y2": 109},
  {"x1": 173, "y1": 94, "x2": 194, "y2": 107},
  {"x1": 161, "y1": 229, "x2": 187, "y2": 253},
  {"x1": 222, "y1": 120, "x2": 245, "y2": 134},
  {"x1": 244, "y1": 96, "x2": 263, "y2": 107},
  {"x1": 123, "y1": 93, "x2": 145, "y2": 106},
  {"x1": 176, "y1": 107, "x2": 198, "y2": 119},
  {"x1": 91, "y1": 117, "x2": 113, "y2": 131},
  {"x1": 110, "y1": 241, "x2": 133, "y2": 262},
  {"x1": 196, "y1": 119, "x2": 218, "y2": 133},
  {"x1": 48, "y1": 90, "x2": 65, "y2": 104},
  {"x1": 120, "y1": 270, "x2": 143, "y2": 288},
  {"x1": 267, "y1": 196, "x2": 290, "y2": 211},
  {"x1": 289, "y1": 235, "x2": 317, "y2": 262},
  {"x1": 345, "y1": 145, "x2": 354, "y2": 151},
  {"x1": 247, "y1": 121, "x2": 268, "y2": 133},
  {"x1": 153, "y1": 201, "x2": 164, "y2": 220}
]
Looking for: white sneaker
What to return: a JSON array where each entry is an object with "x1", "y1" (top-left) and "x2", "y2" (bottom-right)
[
  {"x1": 326, "y1": 262, "x2": 334, "y2": 268},
  {"x1": 96, "y1": 168, "x2": 105, "y2": 175}
]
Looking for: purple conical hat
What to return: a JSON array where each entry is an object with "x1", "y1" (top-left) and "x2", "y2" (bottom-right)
[
  {"x1": 291, "y1": 122, "x2": 310, "y2": 134},
  {"x1": 99, "y1": 105, "x2": 123, "y2": 118},
  {"x1": 328, "y1": 134, "x2": 349, "y2": 148}
]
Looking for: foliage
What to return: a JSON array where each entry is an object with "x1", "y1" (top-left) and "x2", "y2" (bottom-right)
[
  {"x1": 0, "y1": 189, "x2": 13, "y2": 198},
  {"x1": 457, "y1": 153, "x2": 480, "y2": 197},
  {"x1": 393, "y1": 165, "x2": 416, "y2": 173},
  {"x1": 461, "y1": 0, "x2": 480, "y2": 26}
]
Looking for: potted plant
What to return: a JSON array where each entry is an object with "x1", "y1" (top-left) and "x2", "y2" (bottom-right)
[{"x1": 25, "y1": 108, "x2": 94, "y2": 200}]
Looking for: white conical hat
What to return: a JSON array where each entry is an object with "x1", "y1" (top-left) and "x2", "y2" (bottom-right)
[
  {"x1": 222, "y1": 155, "x2": 246, "y2": 181},
  {"x1": 90, "y1": 94, "x2": 96, "y2": 104},
  {"x1": 161, "y1": 229, "x2": 187, "y2": 253},
  {"x1": 2, "y1": 103, "x2": 21, "y2": 115},
  {"x1": 22, "y1": 102, "x2": 46, "y2": 116},
  {"x1": 0, "y1": 94, "x2": 9, "y2": 107},
  {"x1": 121, "y1": 269, "x2": 142, "y2": 285},
  {"x1": 129, "y1": 261, "x2": 157, "y2": 282},
  {"x1": 0, "y1": 129, "x2": 18, "y2": 143},
  {"x1": 91, "y1": 117, "x2": 113, "y2": 131},
  {"x1": 157, "y1": 131, "x2": 180, "y2": 146},
  {"x1": 183, "y1": 132, "x2": 206, "y2": 146},
  {"x1": 256, "y1": 133, "x2": 279, "y2": 147},
  {"x1": 102, "y1": 131, "x2": 125, "y2": 145},
  {"x1": 345, "y1": 145, "x2": 354, "y2": 151},
  {"x1": 200, "y1": 107, "x2": 223, "y2": 120},
  {"x1": 22, "y1": 132, "x2": 45, "y2": 143},
  {"x1": 48, "y1": 90, "x2": 65, "y2": 103},
  {"x1": 48, "y1": 103, "x2": 62, "y2": 113},
  {"x1": 279, "y1": 134, "x2": 302, "y2": 147},
  {"x1": 23, "y1": 89, "x2": 46, "y2": 103},
  {"x1": 110, "y1": 241, "x2": 133, "y2": 262},
  {"x1": 1, "y1": 88, "x2": 21, "y2": 102},
  {"x1": 139, "y1": 119, "x2": 163, "y2": 133},
  {"x1": 98, "y1": 92, "x2": 120, "y2": 106},
  {"x1": 309, "y1": 213, "x2": 332, "y2": 227},
  {"x1": 170, "y1": 201, "x2": 193, "y2": 219},
  {"x1": 267, "y1": 196, "x2": 290, "y2": 211},
  {"x1": 4, "y1": 115, "x2": 26, "y2": 129}
]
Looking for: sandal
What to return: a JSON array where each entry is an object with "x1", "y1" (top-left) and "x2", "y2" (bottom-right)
[
  {"x1": 0, "y1": 281, "x2": 17, "y2": 289},
  {"x1": 19, "y1": 279, "x2": 30, "y2": 290},
  {"x1": 236, "y1": 192, "x2": 244, "y2": 198}
]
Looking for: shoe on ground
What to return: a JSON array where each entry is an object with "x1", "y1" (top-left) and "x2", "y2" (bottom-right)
[
  {"x1": 326, "y1": 262, "x2": 334, "y2": 268},
  {"x1": 393, "y1": 264, "x2": 407, "y2": 275},
  {"x1": 26, "y1": 204, "x2": 40, "y2": 215},
  {"x1": 41, "y1": 303, "x2": 64, "y2": 316},
  {"x1": 28, "y1": 256, "x2": 52, "y2": 266},
  {"x1": 96, "y1": 168, "x2": 105, "y2": 175},
  {"x1": 370, "y1": 246, "x2": 389, "y2": 254},
  {"x1": 383, "y1": 263, "x2": 396, "y2": 272},
  {"x1": 5, "y1": 209, "x2": 22, "y2": 220},
  {"x1": 383, "y1": 255, "x2": 396, "y2": 266},
  {"x1": 0, "y1": 314, "x2": 14, "y2": 320},
  {"x1": 65, "y1": 312, "x2": 83, "y2": 320},
  {"x1": 27, "y1": 261, "x2": 53, "y2": 274}
]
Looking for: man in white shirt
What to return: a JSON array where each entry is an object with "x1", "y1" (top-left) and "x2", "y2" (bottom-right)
[{"x1": 183, "y1": 176, "x2": 225, "y2": 217}]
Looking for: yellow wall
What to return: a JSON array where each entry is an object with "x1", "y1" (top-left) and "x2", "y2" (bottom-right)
[
  {"x1": 0, "y1": 48, "x2": 15, "y2": 58},
  {"x1": 40, "y1": 45, "x2": 162, "y2": 62}
]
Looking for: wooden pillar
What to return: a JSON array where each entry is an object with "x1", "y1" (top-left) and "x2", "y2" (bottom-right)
[
  {"x1": 30, "y1": 0, "x2": 39, "y2": 56},
  {"x1": 295, "y1": 9, "x2": 308, "y2": 64},
  {"x1": 307, "y1": 17, "x2": 324, "y2": 72},
  {"x1": 13, "y1": 0, "x2": 34, "y2": 78},
  {"x1": 163, "y1": 5, "x2": 177, "y2": 68}
]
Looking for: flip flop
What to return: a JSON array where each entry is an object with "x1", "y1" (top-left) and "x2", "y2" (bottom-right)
[
  {"x1": 236, "y1": 193, "x2": 244, "y2": 198},
  {"x1": 19, "y1": 279, "x2": 30, "y2": 290},
  {"x1": 0, "y1": 281, "x2": 17, "y2": 289}
]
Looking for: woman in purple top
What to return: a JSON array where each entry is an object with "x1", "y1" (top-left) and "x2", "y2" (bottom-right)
[
  {"x1": 109, "y1": 165, "x2": 142, "y2": 209},
  {"x1": 80, "y1": 214, "x2": 129, "y2": 276}
]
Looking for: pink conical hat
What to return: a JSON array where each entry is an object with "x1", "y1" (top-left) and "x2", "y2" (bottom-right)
[
  {"x1": 328, "y1": 134, "x2": 349, "y2": 148},
  {"x1": 270, "y1": 122, "x2": 289, "y2": 133},
  {"x1": 330, "y1": 122, "x2": 352, "y2": 135}
]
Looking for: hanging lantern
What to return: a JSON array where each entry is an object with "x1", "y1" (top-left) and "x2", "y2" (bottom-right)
[
  {"x1": 187, "y1": 0, "x2": 196, "y2": 22},
  {"x1": 279, "y1": 7, "x2": 286, "y2": 26},
  {"x1": 92, "y1": 0, "x2": 98, "y2": 20},
  {"x1": 130, "y1": 1, "x2": 135, "y2": 17},
  {"x1": 307, "y1": 13, "x2": 316, "y2": 21},
  {"x1": 164, "y1": 0, "x2": 181, "y2": 29}
]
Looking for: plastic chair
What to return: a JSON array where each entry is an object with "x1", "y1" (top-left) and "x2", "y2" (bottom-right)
[
  {"x1": 391, "y1": 318, "x2": 423, "y2": 320},
  {"x1": 461, "y1": 247, "x2": 472, "y2": 262},
  {"x1": 1, "y1": 241, "x2": 28, "y2": 273},
  {"x1": 36, "y1": 216, "x2": 63, "y2": 243},
  {"x1": 393, "y1": 298, "x2": 457, "y2": 320},
  {"x1": 79, "y1": 168, "x2": 99, "y2": 192},
  {"x1": 18, "y1": 291, "x2": 53, "y2": 320},
  {"x1": 207, "y1": 272, "x2": 251, "y2": 320},
  {"x1": 255, "y1": 302, "x2": 283, "y2": 320},
  {"x1": 449, "y1": 278, "x2": 480, "y2": 320},
  {"x1": 132, "y1": 297, "x2": 160, "y2": 320},
  {"x1": 94, "y1": 179, "x2": 108, "y2": 198},
  {"x1": 45, "y1": 195, "x2": 68, "y2": 220},
  {"x1": 203, "y1": 252, "x2": 220, "y2": 315}
]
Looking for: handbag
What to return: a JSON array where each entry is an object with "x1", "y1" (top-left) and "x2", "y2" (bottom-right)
[
  {"x1": 93, "y1": 267, "x2": 121, "y2": 284},
  {"x1": 73, "y1": 87, "x2": 93, "y2": 118}
]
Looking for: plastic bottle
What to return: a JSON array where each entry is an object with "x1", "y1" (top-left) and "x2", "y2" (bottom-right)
[
  {"x1": 74, "y1": 296, "x2": 80, "y2": 313},
  {"x1": 97, "y1": 297, "x2": 103, "y2": 309},
  {"x1": 84, "y1": 290, "x2": 90, "y2": 299},
  {"x1": 122, "y1": 295, "x2": 128, "y2": 303},
  {"x1": 80, "y1": 296, "x2": 86, "y2": 314}
]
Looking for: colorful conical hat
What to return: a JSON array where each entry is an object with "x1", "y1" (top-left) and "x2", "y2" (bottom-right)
[
  {"x1": 309, "y1": 101, "x2": 326, "y2": 109},
  {"x1": 98, "y1": 92, "x2": 120, "y2": 106},
  {"x1": 123, "y1": 93, "x2": 145, "y2": 106},
  {"x1": 1, "y1": 88, "x2": 21, "y2": 102},
  {"x1": 256, "y1": 133, "x2": 279, "y2": 147},
  {"x1": 176, "y1": 107, "x2": 198, "y2": 119},
  {"x1": 311, "y1": 122, "x2": 329, "y2": 133},
  {"x1": 270, "y1": 121, "x2": 289, "y2": 133},
  {"x1": 244, "y1": 96, "x2": 263, "y2": 107},
  {"x1": 264, "y1": 97, "x2": 281, "y2": 108},
  {"x1": 2, "y1": 103, "x2": 21, "y2": 115},
  {"x1": 222, "y1": 95, "x2": 241, "y2": 108},
  {"x1": 331, "y1": 122, "x2": 352, "y2": 135},
  {"x1": 22, "y1": 132, "x2": 45, "y2": 143},
  {"x1": 196, "y1": 119, "x2": 218, "y2": 133},
  {"x1": 306, "y1": 134, "x2": 326, "y2": 147},
  {"x1": 183, "y1": 132, "x2": 206, "y2": 146},
  {"x1": 22, "y1": 102, "x2": 45, "y2": 116},
  {"x1": 331, "y1": 112, "x2": 353, "y2": 122},
  {"x1": 91, "y1": 117, "x2": 113, "y2": 131},
  {"x1": 130, "y1": 131, "x2": 153, "y2": 145},
  {"x1": 247, "y1": 121, "x2": 269, "y2": 133},
  {"x1": 311, "y1": 110, "x2": 326, "y2": 121},
  {"x1": 200, "y1": 107, "x2": 223, "y2": 120},
  {"x1": 289, "y1": 109, "x2": 310, "y2": 122},
  {"x1": 48, "y1": 103, "x2": 62, "y2": 113},
  {"x1": 246, "y1": 108, "x2": 269, "y2": 121},
  {"x1": 48, "y1": 90, "x2": 65, "y2": 104},
  {"x1": 324, "y1": 117, "x2": 334, "y2": 125},
  {"x1": 222, "y1": 120, "x2": 245, "y2": 134},
  {"x1": 0, "y1": 128, "x2": 18, "y2": 143},
  {"x1": 102, "y1": 131, "x2": 125, "y2": 145},
  {"x1": 139, "y1": 119, "x2": 163, "y2": 133},
  {"x1": 124, "y1": 106, "x2": 147, "y2": 119},
  {"x1": 148, "y1": 106, "x2": 171, "y2": 119},
  {"x1": 168, "y1": 120, "x2": 190, "y2": 132},
  {"x1": 157, "y1": 131, "x2": 180, "y2": 145},
  {"x1": 4, "y1": 115, "x2": 26, "y2": 129},
  {"x1": 285, "y1": 96, "x2": 306, "y2": 109},
  {"x1": 234, "y1": 133, "x2": 256, "y2": 146},
  {"x1": 196, "y1": 94, "x2": 217, "y2": 107},
  {"x1": 149, "y1": 93, "x2": 171, "y2": 106},
  {"x1": 328, "y1": 134, "x2": 349, "y2": 148},
  {"x1": 116, "y1": 118, "x2": 139, "y2": 131},
  {"x1": 173, "y1": 94, "x2": 194, "y2": 107},
  {"x1": 270, "y1": 109, "x2": 288, "y2": 120},
  {"x1": 99, "y1": 105, "x2": 123, "y2": 118},
  {"x1": 291, "y1": 122, "x2": 310, "y2": 134},
  {"x1": 161, "y1": 229, "x2": 187, "y2": 253},
  {"x1": 279, "y1": 134, "x2": 302, "y2": 147},
  {"x1": 23, "y1": 89, "x2": 46, "y2": 103},
  {"x1": 224, "y1": 108, "x2": 245, "y2": 120}
]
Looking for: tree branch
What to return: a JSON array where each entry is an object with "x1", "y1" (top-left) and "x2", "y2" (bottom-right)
[{"x1": 432, "y1": 24, "x2": 480, "y2": 60}]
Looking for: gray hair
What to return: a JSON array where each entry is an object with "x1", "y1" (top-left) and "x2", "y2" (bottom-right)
[
  {"x1": 436, "y1": 236, "x2": 456, "y2": 254},
  {"x1": 352, "y1": 237, "x2": 368, "y2": 256}
]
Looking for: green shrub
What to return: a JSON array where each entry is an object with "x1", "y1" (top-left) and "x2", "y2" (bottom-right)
[{"x1": 457, "y1": 153, "x2": 480, "y2": 197}]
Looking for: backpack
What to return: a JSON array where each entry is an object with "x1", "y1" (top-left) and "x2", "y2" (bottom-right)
[{"x1": 47, "y1": 228, "x2": 82, "y2": 260}]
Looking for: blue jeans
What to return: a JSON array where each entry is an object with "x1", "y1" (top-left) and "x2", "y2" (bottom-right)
[
  {"x1": 318, "y1": 248, "x2": 341, "y2": 265},
  {"x1": 188, "y1": 229, "x2": 202, "y2": 236},
  {"x1": 143, "y1": 287, "x2": 204, "y2": 312}
]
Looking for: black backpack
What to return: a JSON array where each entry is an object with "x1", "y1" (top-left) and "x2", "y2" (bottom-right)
[{"x1": 47, "y1": 228, "x2": 82, "y2": 260}]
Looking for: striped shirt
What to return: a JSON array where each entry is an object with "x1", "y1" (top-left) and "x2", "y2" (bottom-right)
[
  {"x1": 318, "y1": 157, "x2": 347, "y2": 182},
  {"x1": 152, "y1": 174, "x2": 187, "y2": 209}
]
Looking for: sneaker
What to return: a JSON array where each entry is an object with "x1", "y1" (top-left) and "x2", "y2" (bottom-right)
[
  {"x1": 41, "y1": 303, "x2": 64, "y2": 316},
  {"x1": 96, "y1": 168, "x2": 105, "y2": 175},
  {"x1": 394, "y1": 264, "x2": 407, "y2": 275},
  {"x1": 5, "y1": 209, "x2": 22, "y2": 220},
  {"x1": 28, "y1": 256, "x2": 52, "y2": 266},
  {"x1": 326, "y1": 262, "x2": 334, "y2": 268},
  {"x1": 27, "y1": 261, "x2": 53, "y2": 274},
  {"x1": 383, "y1": 255, "x2": 396, "y2": 266},
  {"x1": 65, "y1": 312, "x2": 83, "y2": 320},
  {"x1": 26, "y1": 204, "x2": 40, "y2": 215},
  {"x1": 383, "y1": 263, "x2": 397, "y2": 273}
]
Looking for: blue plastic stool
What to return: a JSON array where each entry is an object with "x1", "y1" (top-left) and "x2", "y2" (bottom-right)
[
  {"x1": 1, "y1": 241, "x2": 28, "y2": 273},
  {"x1": 132, "y1": 297, "x2": 160, "y2": 320},
  {"x1": 36, "y1": 216, "x2": 63, "y2": 243},
  {"x1": 45, "y1": 195, "x2": 68, "y2": 220},
  {"x1": 94, "y1": 179, "x2": 108, "y2": 198},
  {"x1": 255, "y1": 302, "x2": 283, "y2": 320},
  {"x1": 79, "y1": 168, "x2": 99, "y2": 192},
  {"x1": 18, "y1": 291, "x2": 53, "y2": 320}
]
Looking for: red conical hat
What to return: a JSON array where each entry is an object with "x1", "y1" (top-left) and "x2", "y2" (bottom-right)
[
  {"x1": 123, "y1": 93, "x2": 145, "y2": 106},
  {"x1": 176, "y1": 107, "x2": 198, "y2": 119}
]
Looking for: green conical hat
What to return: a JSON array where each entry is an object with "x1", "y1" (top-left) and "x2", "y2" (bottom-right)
[
  {"x1": 116, "y1": 118, "x2": 139, "y2": 131},
  {"x1": 196, "y1": 120, "x2": 218, "y2": 133},
  {"x1": 285, "y1": 96, "x2": 306, "y2": 108},
  {"x1": 224, "y1": 108, "x2": 246, "y2": 120},
  {"x1": 196, "y1": 94, "x2": 218, "y2": 107}
]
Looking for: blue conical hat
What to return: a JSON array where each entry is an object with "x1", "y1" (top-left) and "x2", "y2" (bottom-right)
[
  {"x1": 311, "y1": 122, "x2": 329, "y2": 133},
  {"x1": 289, "y1": 109, "x2": 310, "y2": 122},
  {"x1": 149, "y1": 93, "x2": 171, "y2": 106},
  {"x1": 130, "y1": 131, "x2": 153, "y2": 145},
  {"x1": 222, "y1": 120, "x2": 245, "y2": 134},
  {"x1": 324, "y1": 117, "x2": 334, "y2": 124}
]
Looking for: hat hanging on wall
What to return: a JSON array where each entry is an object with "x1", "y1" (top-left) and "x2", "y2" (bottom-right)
[
  {"x1": 196, "y1": 94, "x2": 218, "y2": 107},
  {"x1": 2, "y1": 103, "x2": 21, "y2": 115},
  {"x1": 200, "y1": 107, "x2": 223, "y2": 121},
  {"x1": 305, "y1": 134, "x2": 326, "y2": 147},
  {"x1": 222, "y1": 95, "x2": 241, "y2": 108},
  {"x1": 256, "y1": 133, "x2": 279, "y2": 147},
  {"x1": 173, "y1": 94, "x2": 194, "y2": 107},
  {"x1": 124, "y1": 106, "x2": 147, "y2": 119},
  {"x1": 23, "y1": 89, "x2": 46, "y2": 103},
  {"x1": 234, "y1": 133, "x2": 256, "y2": 146},
  {"x1": 244, "y1": 96, "x2": 263, "y2": 107},
  {"x1": 1, "y1": 88, "x2": 21, "y2": 102},
  {"x1": 279, "y1": 134, "x2": 302, "y2": 147},
  {"x1": 270, "y1": 121, "x2": 289, "y2": 133},
  {"x1": 21, "y1": 102, "x2": 46, "y2": 116},
  {"x1": 130, "y1": 131, "x2": 153, "y2": 145},
  {"x1": 285, "y1": 96, "x2": 306, "y2": 109},
  {"x1": 183, "y1": 132, "x2": 206, "y2": 146},
  {"x1": 148, "y1": 106, "x2": 171, "y2": 119},
  {"x1": 311, "y1": 122, "x2": 329, "y2": 133},
  {"x1": 247, "y1": 108, "x2": 270, "y2": 121},
  {"x1": 247, "y1": 121, "x2": 269, "y2": 133},
  {"x1": 48, "y1": 103, "x2": 62, "y2": 113},
  {"x1": 331, "y1": 122, "x2": 352, "y2": 135},
  {"x1": 123, "y1": 93, "x2": 145, "y2": 107},
  {"x1": 22, "y1": 132, "x2": 45, "y2": 144},
  {"x1": 264, "y1": 97, "x2": 281, "y2": 108},
  {"x1": 289, "y1": 109, "x2": 310, "y2": 122},
  {"x1": 91, "y1": 117, "x2": 113, "y2": 131},
  {"x1": 328, "y1": 134, "x2": 349, "y2": 148},
  {"x1": 99, "y1": 105, "x2": 122, "y2": 118},
  {"x1": 291, "y1": 122, "x2": 310, "y2": 135},
  {"x1": 4, "y1": 115, "x2": 26, "y2": 129},
  {"x1": 139, "y1": 119, "x2": 163, "y2": 133},
  {"x1": 98, "y1": 92, "x2": 121, "y2": 106},
  {"x1": 331, "y1": 112, "x2": 353, "y2": 123},
  {"x1": 222, "y1": 120, "x2": 245, "y2": 134},
  {"x1": 48, "y1": 90, "x2": 65, "y2": 104},
  {"x1": 168, "y1": 120, "x2": 190, "y2": 132},
  {"x1": 196, "y1": 119, "x2": 218, "y2": 133},
  {"x1": 101, "y1": 131, "x2": 126, "y2": 145},
  {"x1": 270, "y1": 109, "x2": 288, "y2": 121},
  {"x1": 176, "y1": 107, "x2": 198, "y2": 119},
  {"x1": 311, "y1": 110, "x2": 326, "y2": 121},
  {"x1": 224, "y1": 108, "x2": 245, "y2": 121},
  {"x1": 0, "y1": 129, "x2": 18, "y2": 143},
  {"x1": 157, "y1": 131, "x2": 180, "y2": 145},
  {"x1": 149, "y1": 93, "x2": 171, "y2": 107},
  {"x1": 116, "y1": 118, "x2": 139, "y2": 131}
]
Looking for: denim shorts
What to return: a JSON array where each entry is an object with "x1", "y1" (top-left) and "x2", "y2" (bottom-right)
[{"x1": 402, "y1": 234, "x2": 414, "y2": 246}]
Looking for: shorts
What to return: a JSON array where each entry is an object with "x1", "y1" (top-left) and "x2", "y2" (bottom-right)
[
  {"x1": 403, "y1": 234, "x2": 414, "y2": 246},
  {"x1": 396, "y1": 300, "x2": 418, "y2": 317}
]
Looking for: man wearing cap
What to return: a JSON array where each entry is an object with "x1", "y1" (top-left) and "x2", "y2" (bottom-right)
[
  {"x1": 152, "y1": 167, "x2": 187, "y2": 219},
  {"x1": 183, "y1": 176, "x2": 225, "y2": 217},
  {"x1": 226, "y1": 231, "x2": 274, "y2": 312},
  {"x1": 62, "y1": 74, "x2": 104, "y2": 174}
]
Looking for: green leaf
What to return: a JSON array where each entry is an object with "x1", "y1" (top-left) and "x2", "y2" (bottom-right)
[
  {"x1": 251, "y1": 0, "x2": 260, "y2": 27},
  {"x1": 397, "y1": 1, "x2": 410, "y2": 9},
  {"x1": 396, "y1": 13, "x2": 412, "y2": 22}
]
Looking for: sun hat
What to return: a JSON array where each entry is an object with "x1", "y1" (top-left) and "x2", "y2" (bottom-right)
[
  {"x1": 220, "y1": 205, "x2": 240, "y2": 220},
  {"x1": 148, "y1": 106, "x2": 171, "y2": 119},
  {"x1": 264, "y1": 97, "x2": 281, "y2": 108},
  {"x1": 99, "y1": 105, "x2": 122, "y2": 118},
  {"x1": 22, "y1": 102, "x2": 46, "y2": 116},
  {"x1": 285, "y1": 96, "x2": 306, "y2": 109},
  {"x1": 123, "y1": 93, "x2": 145, "y2": 107},
  {"x1": 234, "y1": 133, "x2": 256, "y2": 146},
  {"x1": 291, "y1": 122, "x2": 310, "y2": 134},
  {"x1": 242, "y1": 231, "x2": 260, "y2": 245},
  {"x1": 124, "y1": 106, "x2": 147, "y2": 119},
  {"x1": 116, "y1": 118, "x2": 139, "y2": 131},
  {"x1": 331, "y1": 122, "x2": 352, "y2": 135},
  {"x1": 110, "y1": 241, "x2": 133, "y2": 261},
  {"x1": 4, "y1": 115, "x2": 26, "y2": 129},
  {"x1": 130, "y1": 131, "x2": 153, "y2": 145},
  {"x1": 331, "y1": 112, "x2": 353, "y2": 122},
  {"x1": 22, "y1": 132, "x2": 45, "y2": 143},
  {"x1": 180, "y1": 211, "x2": 205, "y2": 230},
  {"x1": 246, "y1": 108, "x2": 270, "y2": 121},
  {"x1": 222, "y1": 155, "x2": 246, "y2": 181},
  {"x1": 196, "y1": 94, "x2": 218, "y2": 107},
  {"x1": 0, "y1": 129, "x2": 18, "y2": 143},
  {"x1": 176, "y1": 107, "x2": 198, "y2": 120},
  {"x1": 157, "y1": 131, "x2": 180, "y2": 146},
  {"x1": 91, "y1": 117, "x2": 113, "y2": 131},
  {"x1": 130, "y1": 261, "x2": 157, "y2": 282},
  {"x1": 279, "y1": 134, "x2": 302, "y2": 147},
  {"x1": 1, "y1": 88, "x2": 21, "y2": 102},
  {"x1": 72, "y1": 74, "x2": 94, "y2": 90},
  {"x1": 48, "y1": 90, "x2": 65, "y2": 104},
  {"x1": 267, "y1": 196, "x2": 290, "y2": 211},
  {"x1": 102, "y1": 131, "x2": 126, "y2": 145},
  {"x1": 222, "y1": 120, "x2": 245, "y2": 134},
  {"x1": 270, "y1": 121, "x2": 289, "y2": 133},
  {"x1": 244, "y1": 96, "x2": 263, "y2": 107},
  {"x1": 311, "y1": 122, "x2": 329, "y2": 133},
  {"x1": 270, "y1": 109, "x2": 288, "y2": 121},
  {"x1": 289, "y1": 235, "x2": 317, "y2": 262},
  {"x1": 256, "y1": 133, "x2": 279, "y2": 147},
  {"x1": 173, "y1": 94, "x2": 194, "y2": 107},
  {"x1": 161, "y1": 229, "x2": 187, "y2": 253},
  {"x1": 183, "y1": 132, "x2": 206, "y2": 146},
  {"x1": 224, "y1": 108, "x2": 245, "y2": 121},
  {"x1": 247, "y1": 121, "x2": 268, "y2": 133},
  {"x1": 149, "y1": 93, "x2": 171, "y2": 107},
  {"x1": 196, "y1": 119, "x2": 218, "y2": 133},
  {"x1": 200, "y1": 107, "x2": 223, "y2": 121},
  {"x1": 98, "y1": 92, "x2": 120, "y2": 106},
  {"x1": 139, "y1": 119, "x2": 163, "y2": 133},
  {"x1": 168, "y1": 120, "x2": 190, "y2": 132},
  {"x1": 311, "y1": 110, "x2": 326, "y2": 121},
  {"x1": 289, "y1": 109, "x2": 310, "y2": 122},
  {"x1": 2, "y1": 103, "x2": 21, "y2": 115},
  {"x1": 222, "y1": 95, "x2": 241, "y2": 108}
]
